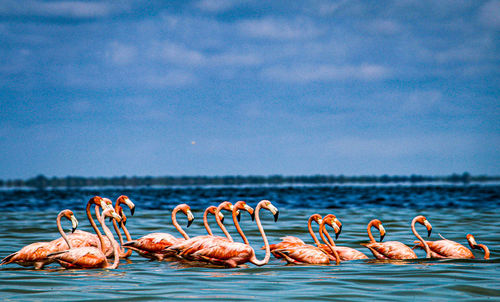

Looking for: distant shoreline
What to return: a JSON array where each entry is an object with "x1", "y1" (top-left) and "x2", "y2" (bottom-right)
[{"x1": 1, "y1": 173, "x2": 499, "y2": 189}]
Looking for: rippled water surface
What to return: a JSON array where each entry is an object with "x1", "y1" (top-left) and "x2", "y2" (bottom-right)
[{"x1": 1, "y1": 184, "x2": 499, "y2": 301}]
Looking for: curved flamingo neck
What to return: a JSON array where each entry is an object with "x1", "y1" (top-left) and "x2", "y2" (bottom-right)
[
  {"x1": 112, "y1": 218, "x2": 127, "y2": 256},
  {"x1": 411, "y1": 218, "x2": 430, "y2": 258},
  {"x1": 172, "y1": 206, "x2": 189, "y2": 240},
  {"x1": 319, "y1": 223, "x2": 340, "y2": 265},
  {"x1": 215, "y1": 204, "x2": 233, "y2": 242},
  {"x1": 98, "y1": 213, "x2": 120, "y2": 269},
  {"x1": 232, "y1": 206, "x2": 249, "y2": 244},
  {"x1": 319, "y1": 222, "x2": 336, "y2": 247},
  {"x1": 203, "y1": 207, "x2": 214, "y2": 236},
  {"x1": 86, "y1": 201, "x2": 105, "y2": 251},
  {"x1": 476, "y1": 244, "x2": 490, "y2": 260},
  {"x1": 367, "y1": 220, "x2": 377, "y2": 243},
  {"x1": 56, "y1": 212, "x2": 72, "y2": 249},
  {"x1": 120, "y1": 221, "x2": 133, "y2": 257},
  {"x1": 249, "y1": 202, "x2": 271, "y2": 266},
  {"x1": 308, "y1": 214, "x2": 321, "y2": 245},
  {"x1": 94, "y1": 205, "x2": 108, "y2": 252}
]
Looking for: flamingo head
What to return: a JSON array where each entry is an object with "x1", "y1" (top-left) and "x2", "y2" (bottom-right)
[
  {"x1": 89, "y1": 196, "x2": 105, "y2": 206},
  {"x1": 322, "y1": 214, "x2": 343, "y2": 239},
  {"x1": 415, "y1": 215, "x2": 432, "y2": 237},
  {"x1": 102, "y1": 208, "x2": 122, "y2": 222},
  {"x1": 61, "y1": 209, "x2": 78, "y2": 233},
  {"x1": 234, "y1": 201, "x2": 255, "y2": 221},
  {"x1": 207, "y1": 206, "x2": 225, "y2": 223},
  {"x1": 102, "y1": 198, "x2": 115, "y2": 212},
  {"x1": 466, "y1": 234, "x2": 478, "y2": 248},
  {"x1": 177, "y1": 204, "x2": 194, "y2": 227},
  {"x1": 310, "y1": 214, "x2": 323, "y2": 226},
  {"x1": 117, "y1": 195, "x2": 135, "y2": 216},
  {"x1": 371, "y1": 219, "x2": 386, "y2": 242},
  {"x1": 260, "y1": 200, "x2": 279, "y2": 222}
]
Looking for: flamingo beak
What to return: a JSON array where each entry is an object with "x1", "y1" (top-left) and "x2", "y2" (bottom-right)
[
  {"x1": 236, "y1": 210, "x2": 241, "y2": 222},
  {"x1": 123, "y1": 219, "x2": 127, "y2": 226},
  {"x1": 424, "y1": 220, "x2": 432, "y2": 237},
  {"x1": 467, "y1": 234, "x2": 478, "y2": 246},
  {"x1": 124, "y1": 198, "x2": 135, "y2": 216},
  {"x1": 244, "y1": 205, "x2": 255, "y2": 221},
  {"x1": 218, "y1": 211, "x2": 224, "y2": 224},
  {"x1": 221, "y1": 216, "x2": 224, "y2": 224},
  {"x1": 266, "y1": 203, "x2": 279, "y2": 222},
  {"x1": 187, "y1": 210, "x2": 194, "y2": 227},
  {"x1": 379, "y1": 225, "x2": 386, "y2": 242},
  {"x1": 70, "y1": 215, "x2": 78, "y2": 233}
]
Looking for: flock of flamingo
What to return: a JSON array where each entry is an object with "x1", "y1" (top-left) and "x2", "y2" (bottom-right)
[{"x1": 1, "y1": 195, "x2": 490, "y2": 270}]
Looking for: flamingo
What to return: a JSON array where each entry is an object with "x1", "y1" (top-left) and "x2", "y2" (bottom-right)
[
  {"x1": 319, "y1": 214, "x2": 368, "y2": 261},
  {"x1": 467, "y1": 234, "x2": 490, "y2": 260},
  {"x1": 110, "y1": 195, "x2": 135, "y2": 258},
  {"x1": 170, "y1": 200, "x2": 279, "y2": 268},
  {"x1": 122, "y1": 204, "x2": 194, "y2": 261},
  {"x1": 361, "y1": 216, "x2": 432, "y2": 260},
  {"x1": 167, "y1": 202, "x2": 238, "y2": 260},
  {"x1": 48, "y1": 208, "x2": 122, "y2": 269},
  {"x1": 271, "y1": 214, "x2": 341, "y2": 265},
  {"x1": 412, "y1": 231, "x2": 479, "y2": 259},
  {"x1": 51, "y1": 196, "x2": 115, "y2": 252},
  {"x1": 268, "y1": 214, "x2": 323, "y2": 258},
  {"x1": 1, "y1": 209, "x2": 78, "y2": 269}
]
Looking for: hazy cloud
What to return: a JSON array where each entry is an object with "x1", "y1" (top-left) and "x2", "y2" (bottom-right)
[{"x1": 263, "y1": 64, "x2": 391, "y2": 82}]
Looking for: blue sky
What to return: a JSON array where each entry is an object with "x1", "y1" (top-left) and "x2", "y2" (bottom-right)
[{"x1": 0, "y1": 0, "x2": 499, "y2": 178}]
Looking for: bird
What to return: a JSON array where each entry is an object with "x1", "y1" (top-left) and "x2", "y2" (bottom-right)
[
  {"x1": 51, "y1": 196, "x2": 115, "y2": 252},
  {"x1": 412, "y1": 232, "x2": 476, "y2": 259},
  {"x1": 466, "y1": 234, "x2": 489, "y2": 260},
  {"x1": 48, "y1": 208, "x2": 122, "y2": 269},
  {"x1": 361, "y1": 216, "x2": 432, "y2": 260},
  {"x1": 166, "y1": 201, "x2": 238, "y2": 261},
  {"x1": 268, "y1": 214, "x2": 323, "y2": 259},
  {"x1": 1, "y1": 209, "x2": 78, "y2": 269},
  {"x1": 271, "y1": 214, "x2": 341, "y2": 265},
  {"x1": 122, "y1": 204, "x2": 194, "y2": 261},
  {"x1": 168, "y1": 200, "x2": 279, "y2": 268},
  {"x1": 110, "y1": 195, "x2": 135, "y2": 258},
  {"x1": 319, "y1": 214, "x2": 368, "y2": 261}
]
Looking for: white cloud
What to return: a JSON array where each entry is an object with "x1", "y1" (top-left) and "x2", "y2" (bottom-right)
[
  {"x1": 368, "y1": 19, "x2": 402, "y2": 35},
  {"x1": 156, "y1": 41, "x2": 206, "y2": 65},
  {"x1": 262, "y1": 64, "x2": 390, "y2": 82},
  {"x1": 238, "y1": 17, "x2": 323, "y2": 40}
]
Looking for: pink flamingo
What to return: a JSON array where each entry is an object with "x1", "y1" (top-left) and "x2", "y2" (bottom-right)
[
  {"x1": 361, "y1": 216, "x2": 432, "y2": 260},
  {"x1": 122, "y1": 204, "x2": 194, "y2": 261},
  {"x1": 51, "y1": 196, "x2": 115, "y2": 252},
  {"x1": 412, "y1": 231, "x2": 485, "y2": 259},
  {"x1": 48, "y1": 208, "x2": 122, "y2": 269},
  {"x1": 319, "y1": 214, "x2": 368, "y2": 261},
  {"x1": 271, "y1": 214, "x2": 341, "y2": 265},
  {"x1": 111, "y1": 196, "x2": 135, "y2": 258},
  {"x1": 467, "y1": 234, "x2": 490, "y2": 259},
  {"x1": 268, "y1": 214, "x2": 323, "y2": 258},
  {"x1": 175, "y1": 200, "x2": 279, "y2": 267},
  {"x1": 167, "y1": 202, "x2": 239, "y2": 260},
  {"x1": 1, "y1": 209, "x2": 78, "y2": 269}
]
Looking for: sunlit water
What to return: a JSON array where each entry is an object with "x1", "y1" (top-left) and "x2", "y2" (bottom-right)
[{"x1": 1, "y1": 184, "x2": 499, "y2": 301}]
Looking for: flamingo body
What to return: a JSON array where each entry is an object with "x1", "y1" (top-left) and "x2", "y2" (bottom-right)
[
  {"x1": 362, "y1": 241, "x2": 417, "y2": 260},
  {"x1": 1, "y1": 243, "x2": 55, "y2": 269},
  {"x1": 273, "y1": 244, "x2": 331, "y2": 264},
  {"x1": 324, "y1": 245, "x2": 369, "y2": 261},
  {"x1": 414, "y1": 239, "x2": 474, "y2": 259},
  {"x1": 48, "y1": 247, "x2": 107, "y2": 269}
]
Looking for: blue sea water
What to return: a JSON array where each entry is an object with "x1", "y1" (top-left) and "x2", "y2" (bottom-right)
[{"x1": 0, "y1": 184, "x2": 499, "y2": 301}]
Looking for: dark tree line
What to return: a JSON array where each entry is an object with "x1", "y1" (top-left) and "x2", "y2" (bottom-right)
[{"x1": 1, "y1": 172, "x2": 498, "y2": 189}]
